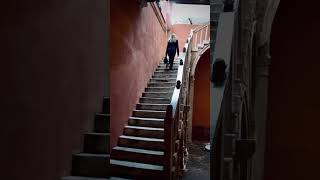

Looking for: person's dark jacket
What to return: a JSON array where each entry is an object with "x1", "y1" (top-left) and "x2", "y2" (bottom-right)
[{"x1": 166, "y1": 40, "x2": 179, "y2": 58}]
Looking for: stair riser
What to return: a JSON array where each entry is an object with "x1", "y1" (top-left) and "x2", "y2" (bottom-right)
[
  {"x1": 153, "y1": 72, "x2": 177, "y2": 76},
  {"x1": 154, "y1": 70, "x2": 178, "y2": 73},
  {"x1": 136, "y1": 104, "x2": 168, "y2": 111},
  {"x1": 94, "y1": 114, "x2": 110, "y2": 133},
  {"x1": 83, "y1": 134, "x2": 110, "y2": 154},
  {"x1": 72, "y1": 155, "x2": 110, "y2": 178},
  {"x1": 139, "y1": 98, "x2": 170, "y2": 104},
  {"x1": 150, "y1": 79, "x2": 176, "y2": 83},
  {"x1": 124, "y1": 128, "x2": 164, "y2": 138},
  {"x1": 111, "y1": 150, "x2": 164, "y2": 165},
  {"x1": 142, "y1": 93, "x2": 172, "y2": 98},
  {"x1": 145, "y1": 87, "x2": 174, "y2": 92},
  {"x1": 111, "y1": 164, "x2": 165, "y2": 179},
  {"x1": 118, "y1": 138, "x2": 164, "y2": 151},
  {"x1": 156, "y1": 66, "x2": 179, "y2": 71},
  {"x1": 133, "y1": 111, "x2": 166, "y2": 119},
  {"x1": 148, "y1": 83, "x2": 176, "y2": 88},
  {"x1": 152, "y1": 74, "x2": 177, "y2": 78},
  {"x1": 128, "y1": 119, "x2": 164, "y2": 128}
]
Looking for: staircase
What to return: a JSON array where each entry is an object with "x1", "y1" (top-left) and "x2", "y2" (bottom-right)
[
  {"x1": 61, "y1": 97, "x2": 111, "y2": 180},
  {"x1": 110, "y1": 60, "x2": 180, "y2": 179}
]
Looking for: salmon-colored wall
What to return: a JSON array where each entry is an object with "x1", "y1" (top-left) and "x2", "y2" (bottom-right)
[
  {"x1": 192, "y1": 50, "x2": 210, "y2": 140},
  {"x1": 172, "y1": 24, "x2": 201, "y2": 51},
  {"x1": 266, "y1": 0, "x2": 320, "y2": 179},
  {"x1": 110, "y1": 1, "x2": 169, "y2": 148}
]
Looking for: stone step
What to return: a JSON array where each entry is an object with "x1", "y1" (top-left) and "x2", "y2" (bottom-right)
[
  {"x1": 61, "y1": 176, "x2": 108, "y2": 180},
  {"x1": 142, "y1": 92, "x2": 172, "y2": 98},
  {"x1": 128, "y1": 117, "x2": 164, "y2": 128},
  {"x1": 111, "y1": 146, "x2": 164, "y2": 165},
  {"x1": 147, "y1": 82, "x2": 176, "y2": 87},
  {"x1": 156, "y1": 66, "x2": 179, "y2": 70},
  {"x1": 110, "y1": 159, "x2": 164, "y2": 179},
  {"x1": 150, "y1": 78, "x2": 176, "y2": 83},
  {"x1": 154, "y1": 69, "x2": 178, "y2": 73},
  {"x1": 153, "y1": 71, "x2": 177, "y2": 76},
  {"x1": 152, "y1": 74, "x2": 177, "y2": 78},
  {"x1": 118, "y1": 135, "x2": 164, "y2": 151},
  {"x1": 132, "y1": 109, "x2": 166, "y2": 119},
  {"x1": 136, "y1": 103, "x2": 169, "y2": 111},
  {"x1": 158, "y1": 62, "x2": 180, "y2": 68},
  {"x1": 94, "y1": 113, "x2": 110, "y2": 133},
  {"x1": 83, "y1": 133, "x2": 110, "y2": 154},
  {"x1": 72, "y1": 153, "x2": 110, "y2": 178},
  {"x1": 139, "y1": 97, "x2": 171, "y2": 104},
  {"x1": 124, "y1": 125, "x2": 164, "y2": 138},
  {"x1": 145, "y1": 87, "x2": 174, "y2": 92}
]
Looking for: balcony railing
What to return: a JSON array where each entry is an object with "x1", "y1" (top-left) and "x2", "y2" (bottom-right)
[{"x1": 192, "y1": 23, "x2": 210, "y2": 51}]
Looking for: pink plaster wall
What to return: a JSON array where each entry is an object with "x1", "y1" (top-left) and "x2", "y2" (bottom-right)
[
  {"x1": 110, "y1": 1, "x2": 169, "y2": 148},
  {"x1": 171, "y1": 24, "x2": 201, "y2": 51}
]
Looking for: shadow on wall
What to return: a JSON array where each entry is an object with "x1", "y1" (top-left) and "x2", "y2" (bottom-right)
[{"x1": 266, "y1": 0, "x2": 320, "y2": 179}]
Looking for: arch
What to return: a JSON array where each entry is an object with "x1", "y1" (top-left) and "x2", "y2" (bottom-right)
[
  {"x1": 187, "y1": 46, "x2": 210, "y2": 143},
  {"x1": 190, "y1": 46, "x2": 210, "y2": 78}
]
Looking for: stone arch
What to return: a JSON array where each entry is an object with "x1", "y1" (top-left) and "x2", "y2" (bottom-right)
[{"x1": 187, "y1": 46, "x2": 210, "y2": 143}]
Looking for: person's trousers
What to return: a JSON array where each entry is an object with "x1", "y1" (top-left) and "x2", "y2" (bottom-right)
[{"x1": 168, "y1": 55, "x2": 174, "y2": 69}]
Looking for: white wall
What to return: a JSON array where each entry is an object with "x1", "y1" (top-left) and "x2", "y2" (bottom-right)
[{"x1": 170, "y1": 3, "x2": 210, "y2": 24}]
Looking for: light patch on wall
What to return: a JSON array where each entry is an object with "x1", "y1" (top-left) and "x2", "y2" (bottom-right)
[{"x1": 171, "y1": 3, "x2": 209, "y2": 24}]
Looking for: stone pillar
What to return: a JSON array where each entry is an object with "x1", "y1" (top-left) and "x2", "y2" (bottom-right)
[{"x1": 251, "y1": 41, "x2": 271, "y2": 180}]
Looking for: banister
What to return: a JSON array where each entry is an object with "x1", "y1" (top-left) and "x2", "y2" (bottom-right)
[{"x1": 163, "y1": 29, "x2": 193, "y2": 180}]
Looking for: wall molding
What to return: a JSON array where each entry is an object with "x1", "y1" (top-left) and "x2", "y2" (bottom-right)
[{"x1": 150, "y1": 2, "x2": 167, "y2": 31}]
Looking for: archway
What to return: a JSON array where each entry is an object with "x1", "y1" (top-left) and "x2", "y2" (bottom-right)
[{"x1": 188, "y1": 47, "x2": 210, "y2": 142}]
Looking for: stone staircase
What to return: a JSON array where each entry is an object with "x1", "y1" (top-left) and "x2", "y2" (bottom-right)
[
  {"x1": 61, "y1": 97, "x2": 112, "y2": 180},
  {"x1": 110, "y1": 60, "x2": 180, "y2": 179}
]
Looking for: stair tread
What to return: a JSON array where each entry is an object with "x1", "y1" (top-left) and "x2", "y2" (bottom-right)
[
  {"x1": 133, "y1": 109, "x2": 166, "y2": 113},
  {"x1": 125, "y1": 125, "x2": 164, "y2": 131},
  {"x1": 110, "y1": 159, "x2": 164, "y2": 171},
  {"x1": 113, "y1": 146, "x2": 164, "y2": 155},
  {"x1": 140, "y1": 97, "x2": 170, "y2": 100},
  {"x1": 119, "y1": 135, "x2": 164, "y2": 142},
  {"x1": 137, "y1": 103, "x2": 170, "y2": 106},
  {"x1": 129, "y1": 117, "x2": 164, "y2": 121},
  {"x1": 61, "y1": 176, "x2": 108, "y2": 180},
  {"x1": 143, "y1": 92, "x2": 172, "y2": 94}
]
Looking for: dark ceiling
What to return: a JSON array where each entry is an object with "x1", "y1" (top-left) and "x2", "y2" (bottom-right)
[{"x1": 170, "y1": 0, "x2": 210, "y2": 5}]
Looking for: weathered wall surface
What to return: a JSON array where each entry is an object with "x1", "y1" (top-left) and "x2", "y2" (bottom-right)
[
  {"x1": 171, "y1": 24, "x2": 201, "y2": 51},
  {"x1": 110, "y1": 1, "x2": 168, "y2": 148},
  {"x1": 0, "y1": 0, "x2": 109, "y2": 179},
  {"x1": 266, "y1": 0, "x2": 320, "y2": 179},
  {"x1": 192, "y1": 50, "x2": 210, "y2": 141}
]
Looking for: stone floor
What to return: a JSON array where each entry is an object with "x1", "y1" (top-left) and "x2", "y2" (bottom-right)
[{"x1": 181, "y1": 141, "x2": 210, "y2": 180}]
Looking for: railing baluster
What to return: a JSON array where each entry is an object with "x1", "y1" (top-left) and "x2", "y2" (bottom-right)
[
  {"x1": 205, "y1": 25, "x2": 208, "y2": 42},
  {"x1": 200, "y1": 29, "x2": 203, "y2": 46}
]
